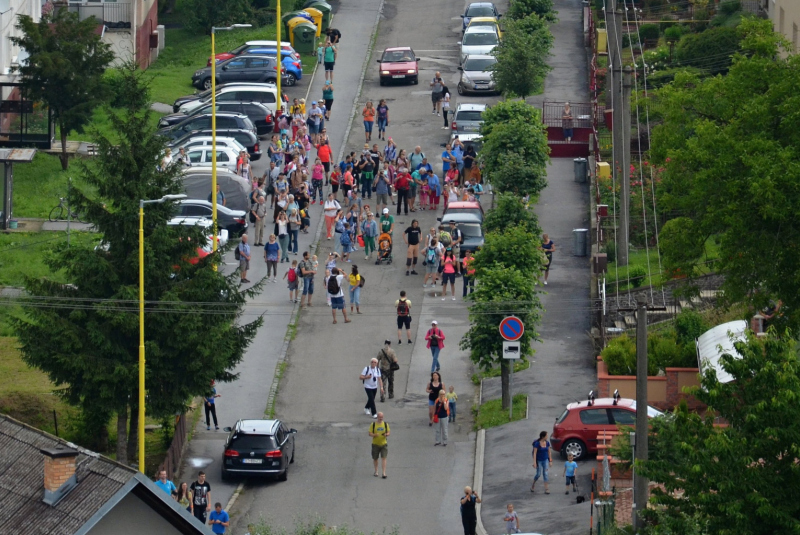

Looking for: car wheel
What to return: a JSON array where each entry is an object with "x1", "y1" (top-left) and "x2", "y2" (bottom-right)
[
  {"x1": 202, "y1": 78, "x2": 212, "y2": 90},
  {"x1": 457, "y1": 83, "x2": 465, "y2": 95},
  {"x1": 285, "y1": 73, "x2": 297, "y2": 87},
  {"x1": 290, "y1": 447, "x2": 295, "y2": 464},
  {"x1": 278, "y1": 462, "x2": 289, "y2": 481},
  {"x1": 562, "y1": 439, "x2": 587, "y2": 461}
]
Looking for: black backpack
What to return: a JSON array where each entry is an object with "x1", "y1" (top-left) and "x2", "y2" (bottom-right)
[
  {"x1": 397, "y1": 299, "x2": 409, "y2": 316},
  {"x1": 327, "y1": 274, "x2": 340, "y2": 294}
]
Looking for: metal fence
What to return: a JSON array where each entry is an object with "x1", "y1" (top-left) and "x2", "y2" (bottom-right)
[
  {"x1": 67, "y1": 1, "x2": 131, "y2": 25},
  {"x1": 542, "y1": 101, "x2": 594, "y2": 129},
  {"x1": 158, "y1": 412, "x2": 190, "y2": 481}
]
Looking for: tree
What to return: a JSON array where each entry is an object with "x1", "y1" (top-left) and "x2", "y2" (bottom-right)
[
  {"x1": 675, "y1": 25, "x2": 741, "y2": 74},
  {"x1": 184, "y1": 0, "x2": 255, "y2": 34},
  {"x1": 13, "y1": 63, "x2": 262, "y2": 463},
  {"x1": 630, "y1": 334, "x2": 800, "y2": 534},
  {"x1": 11, "y1": 10, "x2": 114, "y2": 170},
  {"x1": 491, "y1": 14, "x2": 553, "y2": 98},
  {"x1": 480, "y1": 100, "x2": 542, "y2": 139},
  {"x1": 480, "y1": 119, "x2": 550, "y2": 197},
  {"x1": 649, "y1": 19, "x2": 800, "y2": 330},
  {"x1": 507, "y1": 0, "x2": 557, "y2": 22},
  {"x1": 483, "y1": 193, "x2": 541, "y2": 235}
]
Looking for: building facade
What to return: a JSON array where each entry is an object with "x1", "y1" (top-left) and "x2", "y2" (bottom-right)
[
  {"x1": 0, "y1": 0, "x2": 41, "y2": 80},
  {"x1": 767, "y1": 0, "x2": 800, "y2": 52}
]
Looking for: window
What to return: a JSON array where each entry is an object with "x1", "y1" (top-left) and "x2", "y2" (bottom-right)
[
  {"x1": 182, "y1": 204, "x2": 208, "y2": 217},
  {"x1": 578, "y1": 409, "x2": 610, "y2": 425},
  {"x1": 230, "y1": 435, "x2": 276, "y2": 450},
  {"x1": 243, "y1": 105, "x2": 264, "y2": 117},
  {"x1": 226, "y1": 58, "x2": 247, "y2": 70},
  {"x1": 459, "y1": 223, "x2": 482, "y2": 238},
  {"x1": 611, "y1": 408, "x2": 636, "y2": 425},
  {"x1": 216, "y1": 151, "x2": 230, "y2": 162},
  {"x1": 189, "y1": 117, "x2": 211, "y2": 130},
  {"x1": 463, "y1": 57, "x2": 496, "y2": 71},
  {"x1": 455, "y1": 110, "x2": 484, "y2": 122},
  {"x1": 188, "y1": 151, "x2": 203, "y2": 163},
  {"x1": 463, "y1": 33, "x2": 498, "y2": 46},
  {"x1": 217, "y1": 117, "x2": 236, "y2": 128},
  {"x1": 219, "y1": 103, "x2": 241, "y2": 114},
  {"x1": 247, "y1": 58, "x2": 270, "y2": 69},
  {"x1": 466, "y1": 6, "x2": 495, "y2": 17},
  {"x1": 217, "y1": 92, "x2": 237, "y2": 101},
  {"x1": 239, "y1": 91, "x2": 276, "y2": 103}
]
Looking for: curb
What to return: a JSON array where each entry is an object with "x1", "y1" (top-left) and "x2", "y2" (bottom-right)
[{"x1": 474, "y1": 428, "x2": 488, "y2": 535}]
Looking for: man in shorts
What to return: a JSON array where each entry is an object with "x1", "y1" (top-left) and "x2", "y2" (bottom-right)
[
  {"x1": 430, "y1": 71, "x2": 444, "y2": 116},
  {"x1": 395, "y1": 290, "x2": 412, "y2": 344},
  {"x1": 323, "y1": 40, "x2": 337, "y2": 82},
  {"x1": 368, "y1": 412, "x2": 390, "y2": 478},
  {"x1": 299, "y1": 251, "x2": 316, "y2": 307},
  {"x1": 328, "y1": 267, "x2": 350, "y2": 324}
]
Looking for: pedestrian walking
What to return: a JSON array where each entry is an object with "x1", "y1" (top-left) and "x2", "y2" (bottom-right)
[
  {"x1": 208, "y1": 502, "x2": 229, "y2": 534},
  {"x1": 362, "y1": 100, "x2": 376, "y2": 142},
  {"x1": 563, "y1": 453, "x2": 579, "y2": 494},
  {"x1": 373, "y1": 166, "x2": 392, "y2": 214},
  {"x1": 323, "y1": 39, "x2": 337, "y2": 82},
  {"x1": 154, "y1": 469, "x2": 177, "y2": 497},
  {"x1": 176, "y1": 482, "x2": 192, "y2": 512},
  {"x1": 422, "y1": 237, "x2": 443, "y2": 288},
  {"x1": 376, "y1": 99, "x2": 390, "y2": 140},
  {"x1": 430, "y1": 71, "x2": 444, "y2": 116},
  {"x1": 285, "y1": 259, "x2": 299, "y2": 303},
  {"x1": 324, "y1": 194, "x2": 341, "y2": 239},
  {"x1": 349, "y1": 265, "x2": 363, "y2": 314},
  {"x1": 376, "y1": 340, "x2": 398, "y2": 401},
  {"x1": 288, "y1": 208, "x2": 301, "y2": 255},
  {"x1": 276, "y1": 211, "x2": 290, "y2": 262},
  {"x1": 531, "y1": 431, "x2": 553, "y2": 494},
  {"x1": 426, "y1": 371, "x2": 445, "y2": 426},
  {"x1": 327, "y1": 267, "x2": 350, "y2": 323},
  {"x1": 362, "y1": 212, "x2": 379, "y2": 260},
  {"x1": 447, "y1": 385, "x2": 458, "y2": 421},
  {"x1": 433, "y1": 389, "x2": 450, "y2": 446},
  {"x1": 562, "y1": 102, "x2": 573, "y2": 142},
  {"x1": 542, "y1": 233, "x2": 555, "y2": 285},
  {"x1": 441, "y1": 250, "x2": 458, "y2": 300},
  {"x1": 403, "y1": 219, "x2": 422, "y2": 275},
  {"x1": 205, "y1": 380, "x2": 220, "y2": 430},
  {"x1": 317, "y1": 42, "x2": 324, "y2": 64},
  {"x1": 359, "y1": 358, "x2": 384, "y2": 418},
  {"x1": 322, "y1": 80, "x2": 334, "y2": 120},
  {"x1": 395, "y1": 290, "x2": 413, "y2": 344},
  {"x1": 394, "y1": 167, "x2": 411, "y2": 215},
  {"x1": 503, "y1": 504, "x2": 520, "y2": 534},
  {"x1": 462, "y1": 249, "x2": 476, "y2": 297},
  {"x1": 251, "y1": 195, "x2": 267, "y2": 245},
  {"x1": 359, "y1": 150, "x2": 375, "y2": 199},
  {"x1": 190, "y1": 472, "x2": 211, "y2": 525},
  {"x1": 340, "y1": 222, "x2": 353, "y2": 262},
  {"x1": 425, "y1": 321, "x2": 446, "y2": 372},
  {"x1": 263, "y1": 234, "x2": 279, "y2": 282},
  {"x1": 369, "y1": 412, "x2": 390, "y2": 478},
  {"x1": 460, "y1": 486, "x2": 481, "y2": 535},
  {"x1": 299, "y1": 251, "x2": 316, "y2": 307},
  {"x1": 442, "y1": 88, "x2": 451, "y2": 129},
  {"x1": 237, "y1": 235, "x2": 251, "y2": 284}
]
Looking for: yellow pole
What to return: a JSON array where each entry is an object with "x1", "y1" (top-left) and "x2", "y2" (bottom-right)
[
  {"x1": 138, "y1": 201, "x2": 146, "y2": 473},
  {"x1": 211, "y1": 29, "x2": 219, "y2": 265},
  {"x1": 276, "y1": 0, "x2": 282, "y2": 103}
]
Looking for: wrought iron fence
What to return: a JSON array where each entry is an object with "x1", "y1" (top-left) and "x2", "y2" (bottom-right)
[{"x1": 157, "y1": 412, "x2": 190, "y2": 481}]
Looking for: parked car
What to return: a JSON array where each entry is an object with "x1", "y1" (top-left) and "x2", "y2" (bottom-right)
[
  {"x1": 183, "y1": 145, "x2": 241, "y2": 172},
  {"x1": 461, "y1": 2, "x2": 501, "y2": 32},
  {"x1": 159, "y1": 101, "x2": 275, "y2": 136},
  {"x1": 457, "y1": 54, "x2": 498, "y2": 95},
  {"x1": 170, "y1": 128, "x2": 262, "y2": 160},
  {"x1": 377, "y1": 46, "x2": 419, "y2": 85},
  {"x1": 192, "y1": 56, "x2": 283, "y2": 90},
  {"x1": 181, "y1": 168, "x2": 252, "y2": 212},
  {"x1": 550, "y1": 392, "x2": 664, "y2": 460},
  {"x1": 221, "y1": 419, "x2": 296, "y2": 481},
  {"x1": 172, "y1": 83, "x2": 287, "y2": 114},
  {"x1": 157, "y1": 113, "x2": 257, "y2": 142},
  {"x1": 236, "y1": 48, "x2": 303, "y2": 86},
  {"x1": 167, "y1": 216, "x2": 229, "y2": 249},
  {"x1": 172, "y1": 136, "x2": 247, "y2": 154},
  {"x1": 443, "y1": 200, "x2": 485, "y2": 220},
  {"x1": 459, "y1": 26, "x2": 500, "y2": 65},
  {"x1": 437, "y1": 213, "x2": 484, "y2": 257},
  {"x1": 450, "y1": 103, "x2": 487, "y2": 147},
  {"x1": 466, "y1": 16, "x2": 503, "y2": 38},
  {"x1": 175, "y1": 199, "x2": 248, "y2": 237},
  {"x1": 179, "y1": 84, "x2": 284, "y2": 115},
  {"x1": 210, "y1": 40, "x2": 301, "y2": 65}
]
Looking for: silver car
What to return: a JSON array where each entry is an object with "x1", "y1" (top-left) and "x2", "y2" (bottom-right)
[
  {"x1": 457, "y1": 54, "x2": 498, "y2": 95},
  {"x1": 450, "y1": 103, "x2": 487, "y2": 148},
  {"x1": 459, "y1": 26, "x2": 499, "y2": 65}
]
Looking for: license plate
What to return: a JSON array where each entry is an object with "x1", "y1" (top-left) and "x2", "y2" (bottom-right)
[
  {"x1": 463, "y1": 126, "x2": 478, "y2": 131},
  {"x1": 392, "y1": 75, "x2": 405, "y2": 78},
  {"x1": 474, "y1": 85, "x2": 486, "y2": 90},
  {"x1": 242, "y1": 458, "x2": 263, "y2": 464}
]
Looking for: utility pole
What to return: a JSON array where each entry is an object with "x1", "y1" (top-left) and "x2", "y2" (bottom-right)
[
  {"x1": 604, "y1": 0, "x2": 618, "y2": 111},
  {"x1": 619, "y1": 65, "x2": 632, "y2": 266},
  {"x1": 632, "y1": 296, "x2": 649, "y2": 531},
  {"x1": 609, "y1": 1, "x2": 629, "y2": 266}
]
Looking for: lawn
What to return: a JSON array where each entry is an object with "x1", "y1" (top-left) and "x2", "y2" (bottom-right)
[
  {"x1": 474, "y1": 394, "x2": 528, "y2": 429},
  {"x1": 11, "y1": 152, "x2": 88, "y2": 219},
  {"x1": 0, "y1": 231, "x2": 99, "y2": 287},
  {"x1": 65, "y1": 106, "x2": 164, "y2": 144},
  {"x1": 471, "y1": 359, "x2": 530, "y2": 385}
]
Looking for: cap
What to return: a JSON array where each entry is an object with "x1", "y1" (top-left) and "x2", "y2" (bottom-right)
[
  {"x1": 449, "y1": 220, "x2": 456, "y2": 224},
  {"x1": 383, "y1": 208, "x2": 389, "y2": 214},
  {"x1": 388, "y1": 137, "x2": 393, "y2": 141},
  {"x1": 312, "y1": 101, "x2": 317, "y2": 105},
  {"x1": 325, "y1": 80, "x2": 331, "y2": 85},
  {"x1": 431, "y1": 320, "x2": 438, "y2": 325}
]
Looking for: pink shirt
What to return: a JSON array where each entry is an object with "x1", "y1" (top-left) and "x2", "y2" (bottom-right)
[{"x1": 312, "y1": 164, "x2": 325, "y2": 180}]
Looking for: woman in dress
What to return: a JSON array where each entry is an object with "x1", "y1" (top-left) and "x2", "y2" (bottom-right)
[{"x1": 425, "y1": 371, "x2": 446, "y2": 426}]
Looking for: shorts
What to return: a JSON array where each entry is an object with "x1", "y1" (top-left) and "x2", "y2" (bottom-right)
[
  {"x1": 371, "y1": 444, "x2": 388, "y2": 460},
  {"x1": 324, "y1": 61, "x2": 335, "y2": 71},
  {"x1": 425, "y1": 262, "x2": 438, "y2": 274},
  {"x1": 442, "y1": 272, "x2": 456, "y2": 285},
  {"x1": 396, "y1": 315, "x2": 411, "y2": 330},
  {"x1": 239, "y1": 258, "x2": 250, "y2": 271},
  {"x1": 544, "y1": 254, "x2": 553, "y2": 271},
  {"x1": 452, "y1": 244, "x2": 460, "y2": 258},
  {"x1": 431, "y1": 91, "x2": 442, "y2": 103},
  {"x1": 428, "y1": 399, "x2": 435, "y2": 406},
  {"x1": 331, "y1": 296, "x2": 345, "y2": 309},
  {"x1": 302, "y1": 277, "x2": 314, "y2": 295},
  {"x1": 364, "y1": 120, "x2": 374, "y2": 133},
  {"x1": 566, "y1": 475, "x2": 576, "y2": 486},
  {"x1": 308, "y1": 123, "x2": 320, "y2": 134},
  {"x1": 322, "y1": 161, "x2": 330, "y2": 173},
  {"x1": 376, "y1": 193, "x2": 389, "y2": 205},
  {"x1": 288, "y1": 280, "x2": 298, "y2": 291},
  {"x1": 324, "y1": 98, "x2": 334, "y2": 110}
]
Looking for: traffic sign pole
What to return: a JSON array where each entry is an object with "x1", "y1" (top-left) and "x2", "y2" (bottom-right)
[{"x1": 509, "y1": 361, "x2": 513, "y2": 420}]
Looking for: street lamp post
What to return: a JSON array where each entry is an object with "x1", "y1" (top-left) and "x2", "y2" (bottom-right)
[
  {"x1": 210, "y1": 24, "x2": 252, "y2": 264},
  {"x1": 276, "y1": 0, "x2": 282, "y2": 101},
  {"x1": 138, "y1": 193, "x2": 187, "y2": 473}
]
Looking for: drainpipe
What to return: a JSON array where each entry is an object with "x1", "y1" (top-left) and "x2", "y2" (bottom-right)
[{"x1": 132, "y1": 0, "x2": 138, "y2": 66}]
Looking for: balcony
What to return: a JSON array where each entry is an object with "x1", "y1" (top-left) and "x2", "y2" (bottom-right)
[{"x1": 67, "y1": 1, "x2": 131, "y2": 27}]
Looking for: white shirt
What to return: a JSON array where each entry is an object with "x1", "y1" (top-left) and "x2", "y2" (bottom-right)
[
  {"x1": 442, "y1": 92, "x2": 450, "y2": 110},
  {"x1": 362, "y1": 365, "x2": 382, "y2": 390},
  {"x1": 328, "y1": 273, "x2": 345, "y2": 298},
  {"x1": 324, "y1": 199, "x2": 341, "y2": 217}
]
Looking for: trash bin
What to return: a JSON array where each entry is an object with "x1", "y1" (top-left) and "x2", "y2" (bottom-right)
[
  {"x1": 282, "y1": 11, "x2": 314, "y2": 35},
  {"x1": 301, "y1": 7, "x2": 323, "y2": 37},
  {"x1": 574, "y1": 157, "x2": 587, "y2": 183},
  {"x1": 290, "y1": 21, "x2": 318, "y2": 55},
  {"x1": 305, "y1": 0, "x2": 332, "y2": 31},
  {"x1": 573, "y1": 228, "x2": 589, "y2": 257}
]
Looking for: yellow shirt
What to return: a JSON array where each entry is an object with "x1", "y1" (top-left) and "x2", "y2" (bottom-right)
[
  {"x1": 349, "y1": 274, "x2": 361, "y2": 287},
  {"x1": 446, "y1": 391, "x2": 458, "y2": 402},
  {"x1": 370, "y1": 421, "x2": 389, "y2": 446}
]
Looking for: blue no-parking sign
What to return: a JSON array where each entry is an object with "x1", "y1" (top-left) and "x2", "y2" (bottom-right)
[{"x1": 499, "y1": 316, "x2": 524, "y2": 341}]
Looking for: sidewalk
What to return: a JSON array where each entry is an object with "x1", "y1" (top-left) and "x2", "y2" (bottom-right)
[{"x1": 479, "y1": 1, "x2": 596, "y2": 534}]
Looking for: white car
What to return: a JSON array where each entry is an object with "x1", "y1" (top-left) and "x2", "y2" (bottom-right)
[
  {"x1": 184, "y1": 146, "x2": 241, "y2": 171},
  {"x1": 459, "y1": 26, "x2": 499, "y2": 65},
  {"x1": 168, "y1": 217, "x2": 229, "y2": 251},
  {"x1": 175, "y1": 136, "x2": 247, "y2": 154},
  {"x1": 179, "y1": 84, "x2": 280, "y2": 115}
]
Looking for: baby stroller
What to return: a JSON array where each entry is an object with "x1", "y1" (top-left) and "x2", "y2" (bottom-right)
[{"x1": 376, "y1": 232, "x2": 393, "y2": 265}]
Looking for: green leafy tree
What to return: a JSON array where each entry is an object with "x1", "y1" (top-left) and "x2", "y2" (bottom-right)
[
  {"x1": 184, "y1": 0, "x2": 255, "y2": 34},
  {"x1": 634, "y1": 334, "x2": 800, "y2": 534},
  {"x1": 483, "y1": 193, "x2": 541, "y2": 234},
  {"x1": 649, "y1": 19, "x2": 800, "y2": 330},
  {"x1": 480, "y1": 118, "x2": 550, "y2": 197},
  {"x1": 480, "y1": 100, "x2": 542, "y2": 139},
  {"x1": 11, "y1": 10, "x2": 114, "y2": 170},
  {"x1": 469, "y1": 225, "x2": 545, "y2": 275},
  {"x1": 13, "y1": 63, "x2": 262, "y2": 463},
  {"x1": 507, "y1": 0, "x2": 557, "y2": 22},
  {"x1": 491, "y1": 14, "x2": 553, "y2": 98},
  {"x1": 674, "y1": 25, "x2": 741, "y2": 74}
]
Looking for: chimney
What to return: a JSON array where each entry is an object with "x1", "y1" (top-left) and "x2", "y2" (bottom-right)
[{"x1": 40, "y1": 446, "x2": 79, "y2": 506}]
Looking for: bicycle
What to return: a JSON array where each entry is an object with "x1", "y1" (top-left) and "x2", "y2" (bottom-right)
[{"x1": 48, "y1": 197, "x2": 84, "y2": 223}]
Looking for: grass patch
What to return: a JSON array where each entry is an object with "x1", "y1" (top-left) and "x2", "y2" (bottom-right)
[
  {"x1": 11, "y1": 153, "x2": 90, "y2": 219},
  {"x1": 0, "y1": 231, "x2": 99, "y2": 287},
  {"x1": 266, "y1": 361, "x2": 288, "y2": 418},
  {"x1": 471, "y1": 360, "x2": 530, "y2": 385},
  {"x1": 62, "y1": 106, "x2": 164, "y2": 143},
  {"x1": 474, "y1": 394, "x2": 527, "y2": 429}
]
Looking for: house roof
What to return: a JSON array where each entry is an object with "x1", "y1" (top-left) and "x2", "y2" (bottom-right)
[{"x1": 0, "y1": 414, "x2": 211, "y2": 535}]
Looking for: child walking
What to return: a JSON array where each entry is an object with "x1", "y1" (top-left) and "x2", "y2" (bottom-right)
[
  {"x1": 340, "y1": 222, "x2": 353, "y2": 262},
  {"x1": 563, "y1": 454, "x2": 579, "y2": 494},
  {"x1": 317, "y1": 43, "x2": 324, "y2": 64},
  {"x1": 419, "y1": 178, "x2": 430, "y2": 210},
  {"x1": 446, "y1": 385, "x2": 457, "y2": 422},
  {"x1": 503, "y1": 504, "x2": 520, "y2": 534},
  {"x1": 284, "y1": 260, "x2": 299, "y2": 303}
]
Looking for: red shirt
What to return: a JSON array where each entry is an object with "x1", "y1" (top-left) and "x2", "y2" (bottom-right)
[
  {"x1": 395, "y1": 173, "x2": 411, "y2": 190},
  {"x1": 317, "y1": 144, "x2": 332, "y2": 163}
]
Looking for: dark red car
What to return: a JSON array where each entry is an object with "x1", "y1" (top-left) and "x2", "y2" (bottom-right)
[
  {"x1": 550, "y1": 392, "x2": 663, "y2": 460},
  {"x1": 377, "y1": 47, "x2": 419, "y2": 85}
]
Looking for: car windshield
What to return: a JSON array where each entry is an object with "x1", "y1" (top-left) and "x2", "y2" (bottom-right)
[
  {"x1": 230, "y1": 44, "x2": 249, "y2": 54},
  {"x1": 382, "y1": 50, "x2": 415, "y2": 62},
  {"x1": 231, "y1": 434, "x2": 276, "y2": 450},
  {"x1": 466, "y1": 5, "x2": 495, "y2": 17},
  {"x1": 629, "y1": 401, "x2": 664, "y2": 418},
  {"x1": 463, "y1": 33, "x2": 498, "y2": 46},
  {"x1": 459, "y1": 223, "x2": 482, "y2": 237},
  {"x1": 463, "y1": 58, "x2": 496, "y2": 71},
  {"x1": 456, "y1": 111, "x2": 484, "y2": 122}
]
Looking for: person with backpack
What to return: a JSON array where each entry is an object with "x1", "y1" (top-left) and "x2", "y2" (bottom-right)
[
  {"x1": 359, "y1": 358, "x2": 383, "y2": 419},
  {"x1": 422, "y1": 237, "x2": 443, "y2": 288},
  {"x1": 425, "y1": 320, "x2": 446, "y2": 373},
  {"x1": 284, "y1": 259, "x2": 299, "y2": 303},
  {"x1": 395, "y1": 290, "x2": 413, "y2": 344},
  {"x1": 448, "y1": 220, "x2": 463, "y2": 273},
  {"x1": 327, "y1": 267, "x2": 350, "y2": 324},
  {"x1": 368, "y1": 412, "x2": 390, "y2": 478},
  {"x1": 376, "y1": 340, "x2": 398, "y2": 401}
]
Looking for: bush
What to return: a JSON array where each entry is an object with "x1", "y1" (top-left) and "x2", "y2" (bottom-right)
[
  {"x1": 718, "y1": 0, "x2": 741, "y2": 16},
  {"x1": 604, "y1": 240, "x2": 616, "y2": 264},
  {"x1": 675, "y1": 26, "x2": 741, "y2": 74},
  {"x1": 601, "y1": 334, "x2": 637, "y2": 376},
  {"x1": 674, "y1": 310, "x2": 708, "y2": 346},
  {"x1": 664, "y1": 25, "x2": 684, "y2": 43},
  {"x1": 639, "y1": 24, "x2": 660, "y2": 41},
  {"x1": 644, "y1": 67, "x2": 703, "y2": 89},
  {"x1": 628, "y1": 265, "x2": 647, "y2": 288},
  {"x1": 659, "y1": 17, "x2": 676, "y2": 32},
  {"x1": 508, "y1": 0, "x2": 557, "y2": 22}
]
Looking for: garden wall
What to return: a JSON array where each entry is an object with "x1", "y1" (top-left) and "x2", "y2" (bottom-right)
[{"x1": 596, "y1": 357, "x2": 703, "y2": 411}]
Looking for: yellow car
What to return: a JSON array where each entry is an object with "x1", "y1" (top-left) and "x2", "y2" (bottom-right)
[{"x1": 466, "y1": 17, "x2": 502, "y2": 39}]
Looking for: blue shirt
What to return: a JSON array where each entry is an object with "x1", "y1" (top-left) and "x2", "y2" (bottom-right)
[
  {"x1": 427, "y1": 174, "x2": 441, "y2": 197},
  {"x1": 154, "y1": 479, "x2": 176, "y2": 496},
  {"x1": 265, "y1": 241, "x2": 280, "y2": 261},
  {"x1": 565, "y1": 460, "x2": 578, "y2": 477},
  {"x1": 416, "y1": 162, "x2": 433, "y2": 174},
  {"x1": 533, "y1": 439, "x2": 551, "y2": 463},
  {"x1": 208, "y1": 510, "x2": 229, "y2": 534},
  {"x1": 441, "y1": 150, "x2": 453, "y2": 171},
  {"x1": 206, "y1": 387, "x2": 217, "y2": 405},
  {"x1": 238, "y1": 243, "x2": 250, "y2": 259},
  {"x1": 452, "y1": 145, "x2": 464, "y2": 165}
]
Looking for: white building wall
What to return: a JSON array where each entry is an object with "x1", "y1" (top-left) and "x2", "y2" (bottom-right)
[{"x1": 0, "y1": 0, "x2": 40, "y2": 85}]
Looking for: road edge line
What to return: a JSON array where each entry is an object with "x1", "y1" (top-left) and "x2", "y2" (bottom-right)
[
  {"x1": 225, "y1": 481, "x2": 245, "y2": 512},
  {"x1": 474, "y1": 428, "x2": 488, "y2": 535}
]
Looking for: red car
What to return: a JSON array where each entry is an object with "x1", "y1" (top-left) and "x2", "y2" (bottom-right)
[
  {"x1": 377, "y1": 47, "x2": 419, "y2": 85},
  {"x1": 550, "y1": 391, "x2": 663, "y2": 460},
  {"x1": 443, "y1": 200, "x2": 484, "y2": 220}
]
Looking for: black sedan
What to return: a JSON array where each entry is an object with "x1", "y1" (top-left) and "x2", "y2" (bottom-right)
[
  {"x1": 175, "y1": 200, "x2": 248, "y2": 237},
  {"x1": 192, "y1": 56, "x2": 282, "y2": 90},
  {"x1": 221, "y1": 419, "x2": 296, "y2": 481}
]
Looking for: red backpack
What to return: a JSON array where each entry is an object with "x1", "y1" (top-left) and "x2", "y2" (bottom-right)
[{"x1": 288, "y1": 267, "x2": 297, "y2": 282}]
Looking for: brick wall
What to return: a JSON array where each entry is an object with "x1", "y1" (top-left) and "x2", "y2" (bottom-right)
[
  {"x1": 597, "y1": 357, "x2": 705, "y2": 411},
  {"x1": 43, "y1": 455, "x2": 76, "y2": 492}
]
